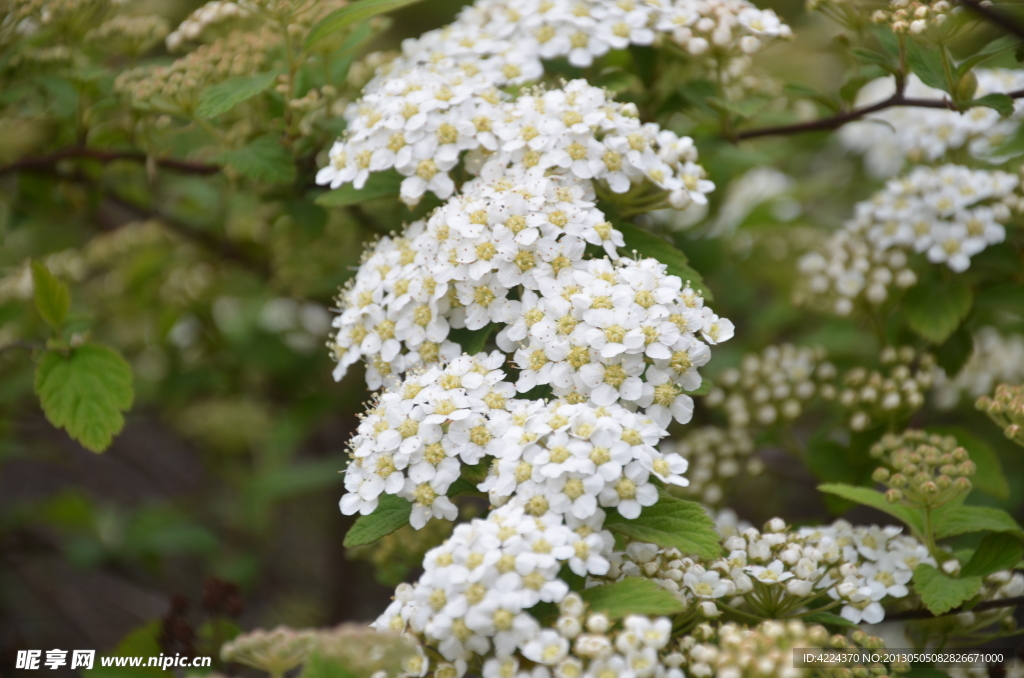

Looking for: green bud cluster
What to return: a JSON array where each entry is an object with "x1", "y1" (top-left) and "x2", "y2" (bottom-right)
[
  {"x1": 977, "y1": 384, "x2": 1024, "y2": 447},
  {"x1": 870, "y1": 430, "x2": 974, "y2": 508}
]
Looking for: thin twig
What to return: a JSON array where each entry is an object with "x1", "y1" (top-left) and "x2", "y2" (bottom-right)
[
  {"x1": 0, "y1": 147, "x2": 220, "y2": 178},
  {"x1": 886, "y1": 594, "x2": 1024, "y2": 621},
  {"x1": 956, "y1": 0, "x2": 1024, "y2": 42},
  {"x1": 736, "y1": 88, "x2": 1024, "y2": 140}
]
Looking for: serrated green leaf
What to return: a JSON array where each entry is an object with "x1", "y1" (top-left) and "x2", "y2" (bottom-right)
[
  {"x1": 904, "y1": 278, "x2": 972, "y2": 344},
  {"x1": 818, "y1": 483, "x2": 924, "y2": 534},
  {"x1": 603, "y1": 492, "x2": 721, "y2": 559},
  {"x1": 912, "y1": 563, "x2": 982, "y2": 615},
  {"x1": 926, "y1": 426, "x2": 1008, "y2": 500},
  {"x1": 617, "y1": 223, "x2": 712, "y2": 301},
  {"x1": 217, "y1": 135, "x2": 296, "y2": 184},
  {"x1": 579, "y1": 578, "x2": 685, "y2": 618},
  {"x1": 195, "y1": 71, "x2": 279, "y2": 118},
  {"x1": 932, "y1": 504, "x2": 1024, "y2": 540},
  {"x1": 30, "y1": 260, "x2": 69, "y2": 330},
  {"x1": 306, "y1": 0, "x2": 425, "y2": 49},
  {"x1": 34, "y1": 344, "x2": 134, "y2": 453},
  {"x1": 907, "y1": 41, "x2": 951, "y2": 93},
  {"x1": 803, "y1": 612, "x2": 857, "y2": 628},
  {"x1": 315, "y1": 170, "x2": 404, "y2": 207},
  {"x1": 956, "y1": 35, "x2": 1021, "y2": 78},
  {"x1": 969, "y1": 93, "x2": 1015, "y2": 117},
  {"x1": 343, "y1": 493, "x2": 411, "y2": 547},
  {"x1": 961, "y1": 533, "x2": 1024, "y2": 577}
]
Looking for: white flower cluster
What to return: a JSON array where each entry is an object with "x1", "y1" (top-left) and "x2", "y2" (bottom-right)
[
  {"x1": 504, "y1": 256, "x2": 733, "y2": 427},
  {"x1": 319, "y1": 75, "x2": 714, "y2": 207},
  {"x1": 660, "y1": 427, "x2": 761, "y2": 505},
  {"x1": 315, "y1": 0, "x2": 789, "y2": 206},
  {"x1": 341, "y1": 351, "x2": 698, "y2": 529},
  {"x1": 797, "y1": 165, "x2": 1019, "y2": 315},
  {"x1": 706, "y1": 344, "x2": 836, "y2": 428},
  {"x1": 330, "y1": 164, "x2": 733, "y2": 422},
  {"x1": 933, "y1": 327, "x2": 1024, "y2": 409},
  {"x1": 375, "y1": 507, "x2": 690, "y2": 677},
  {"x1": 165, "y1": 0, "x2": 248, "y2": 51},
  {"x1": 605, "y1": 518, "x2": 934, "y2": 625},
  {"x1": 841, "y1": 71, "x2": 1024, "y2": 177},
  {"x1": 670, "y1": 620, "x2": 892, "y2": 678},
  {"x1": 838, "y1": 347, "x2": 934, "y2": 431}
]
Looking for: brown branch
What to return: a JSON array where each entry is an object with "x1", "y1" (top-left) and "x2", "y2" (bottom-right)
[
  {"x1": 0, "y1": 147, "x2": 220, "y2": 177},
  {"x1": 885, "y1": 594, "x2": 1024, "y2": 621},
  {"x1": 736, "y1": 88, "x2": 1024, "y2": 141},
  {"x1": 957, "y1": 0, "x2": 1024, "y2": 42}
]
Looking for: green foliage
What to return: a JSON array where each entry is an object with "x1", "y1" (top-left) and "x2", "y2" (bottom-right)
[
  {"x1": 305, "y1": 0, "x2": 426, "y2": 49},
  {"x1": 300, "y1": 652, "x2": 359, "y2": 678},
  {"x1": 617, "y1": 223, "x2": 711, "y2": 300},
  {"x1": 195, "y1": 72, "x2": 281, "y2": 119},
  {"x1": 970, "y1": 93, "x2": 1015, "y2": 117},
  {"x1": 217, "y1": 135, "x2": 297, "y2": 184},
  {"x1": 960, "y1": 533, "x2": 1024, "y2": 577},
  {"x1": 82, "y1": 621, "x2": 164, "y2": 677},
  {"x1": 912, "y1": 564, "x2": 982, "y2": 615},
  {"x1": 906, "y1": 42, "x2": 950, "y2": 93},
  {"x1": 903, "y1": 278, "x2": 973, "y2": 344},
  {"x1": 30, "y1": 261, "x2": 69, "y2": 330},
  {"x1": 579, "y1": 578, "x2": 686, "y2": 618},
  {"x1": 34, "y1": 344, "x2": 134, "y2": 453},
  {"x1": 931, "y1": 504, "x2": 1024, "y2": 540},
  {"x1": 343, "y1": 493, "x2": 412, "y2": 548},
  {"x1": 817, "y1": 483, "x2": 924, "y2": 534},
  {"x1": 603, "y1": 492, "x2": 722, "y2": 559}
]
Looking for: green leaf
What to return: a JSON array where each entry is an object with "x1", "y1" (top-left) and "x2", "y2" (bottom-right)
[
  {"x1": 903, "y1": 278, "x2": 972, "y2": 344},
  {"x1": 617, "y1": 223, "x2": 712, "y2": 301},
  {"x1": 194, "y1": 71, "x2": 279, "y2": 118},
  {"x1": 710, "y1": 96, "x2": 772, "y2": 119},
  {"x1": 306, "y1": 0, "x2": 425, "y2": 49},
  {"x1": 684, "y1": 377, "x2": 713, "y2": 397},
  {"x1": 579, "y1": 578, "x2": 685, "y2": 618},
  {"x1": 300, "y1": 651, "x2": 360, "y2": 678},
  {"x1": 803, "y1": 612, "x2": 857, "y2": 628},
  {"x1": 926, "y1": 426, "x2": 1008, "y2": 500},
  {"x1": 34, "y1": 344, "x2": 134, "y2": 453},
  {"x1": 852, "y1": 48, "x2": 898, "y2": 74},
  {"x1": 30, "y1": 260, "x2": 69, "y2": 329},
  {"x1": 933, "y1": 326, "x2": 973, "y2": 378},
  {"x1": 217, "y1": 135, "x2": 296, "y2": 184},
  {"x1": 343, "y1": 493, "x2": 412, "y2": 547},
  {"x1": 315, "y1": 170, "x2": 404, "y2": 207},
  {"x1": 912, "y1": 563, "x2": 982, "y2": 615},
  {"x1": 932, "y1": 504, "x2": 1024, "y2": 540},
  {"x1": 906, "y1": 41, "x2": 950, "y2": 93},
  {"x1": 956, "y1": 35, "x2": 1021, "y2": 78},
  {"x1": 817, "y1": 483, "x2": 924, "y2": 534},
  {"x1": 961, "y1": 533, "x2": 1024, "y2": 577},
  {"x1": 449, "y1": 324, "x2": 496, "y2": 356},
  {"x1": 969, "y1": 93, "x2": 1015, "y2": 117},
  {"x1": 603, "y1": 492, "x2": 722, "y2": 559}
]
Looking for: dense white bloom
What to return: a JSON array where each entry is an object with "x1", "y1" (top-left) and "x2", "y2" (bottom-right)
[{"x1": 796, "y1": 164, "x2": 1019, "y2": 315}]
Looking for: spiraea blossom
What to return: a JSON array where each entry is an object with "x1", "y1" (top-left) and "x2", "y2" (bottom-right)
[
  {"x1": 796, "y1": 165, "x2": 1020, "y2": 315},
  {"x1": 315, "y1": 0, "x2": 789, "y2": 207}
]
